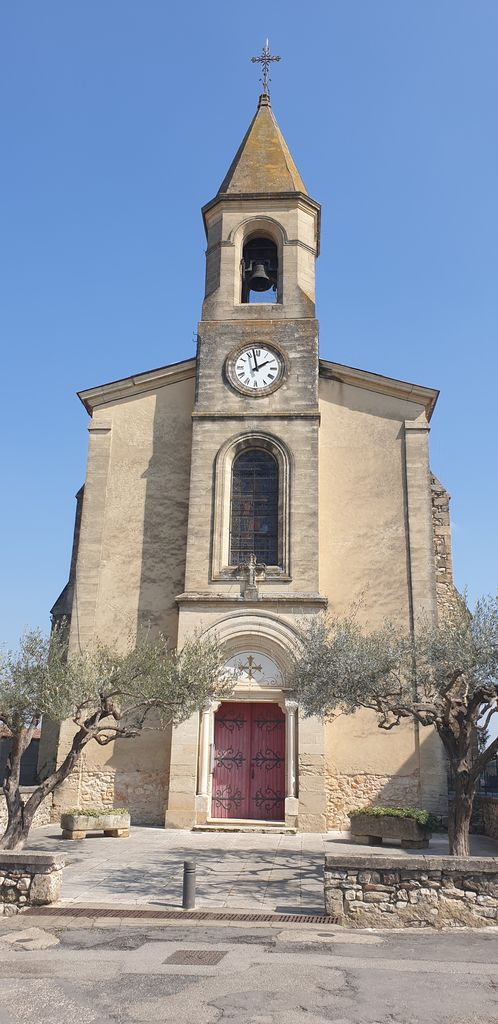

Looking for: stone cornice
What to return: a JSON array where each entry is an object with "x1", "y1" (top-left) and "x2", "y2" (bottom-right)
[
  {"x1": 176, "y1": 592, "x2": 328, "y2": 607},
  {"x1": 201, "y1": 192, "x2": 321, "y2": 255},
  {"x1": 319, "y1": 359, "x2": 439, "y2": 420},
  {"x1": 192, "y1": 411, "x2": 320, "y2": 421},
  {"x1": 78, "y1": 357, "x2": 196, "y2": 414}
]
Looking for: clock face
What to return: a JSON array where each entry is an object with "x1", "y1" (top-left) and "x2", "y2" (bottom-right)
[{"x1": 229, "y1": 346, "x2": 284, "y2": 395}]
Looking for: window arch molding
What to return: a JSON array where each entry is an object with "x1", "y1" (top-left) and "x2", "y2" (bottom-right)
[
  {"x1": 211, "y1": 431, "x2": 291, "y2": 581},
  {"x1": 229, "y1": 217, "x2": 287, "y2": 306}
]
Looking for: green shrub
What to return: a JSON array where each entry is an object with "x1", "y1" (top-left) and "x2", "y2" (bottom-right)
[
  {"x1": 65, "y1": 807, "x2": 128, "y2": 817},
  {"x1": 349, "y1": 806, "x2": 441, "y2": 832}
]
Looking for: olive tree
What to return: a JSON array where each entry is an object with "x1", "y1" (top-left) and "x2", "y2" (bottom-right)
[
  {"x1": 0, "y1": 627, "x2": 230, "y2": 850},
  {"x1": 292, "y1": 594, "x2": 498, "y2": 856}
]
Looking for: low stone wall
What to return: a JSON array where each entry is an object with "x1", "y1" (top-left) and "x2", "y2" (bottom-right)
[
  {"x1": 481, "y1": 798, "x2": 498, "y2": 841},
  {"x1": 0, "y1": 852, "x2": 64, "y2": 915},
  {"x1": 0, "y1": 788, "x2": 52, "y2": 832},
  {"x1": 325, "y1": 854, "x2": 498, "y2": 927}
]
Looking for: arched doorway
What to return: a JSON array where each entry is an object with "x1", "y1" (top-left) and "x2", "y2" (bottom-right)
[{"x1": 211, "y1": 702, "x2": 285, "y2": 821}]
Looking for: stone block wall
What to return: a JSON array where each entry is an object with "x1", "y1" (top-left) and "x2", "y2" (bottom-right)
[
  {"x1": 325, "y1": 772, "x2": 419, "y2": 830},
  {"x1": 0, "y1": 788, "x2": 52, "y2": 832},
  {"x1": 431, "y1": 474, "x2": 459, "y2": 620},
  {"x1": 481, "y1": 797, "x2": 498, "y2": 841},
  {"x1": 325, "y1": 854, "x2": 498, "y2": 927},
  {"x1": 51, "y1": 764, "x2": 169, "y2": 826},
  {"x1": 0, "y1": 853, "x2": 64, "y2": 915}
]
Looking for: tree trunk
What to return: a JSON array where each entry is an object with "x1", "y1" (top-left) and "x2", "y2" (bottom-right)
[
  {"x1": 448, "y1": 772, "x2": 475, "y2": 856},
  {"x1": 1, "y1": 730, "x2": 32, "y2": 850},
  {"x1": 0, "y1": 798, "x2": 38, "y2": 850},
  {"x1": 1, "y1": 724, "x2": 92, "y2": 850}
]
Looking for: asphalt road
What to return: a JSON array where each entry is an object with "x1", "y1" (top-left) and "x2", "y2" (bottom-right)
[{"x1": 1, "y1": 912, "x2": 498, "y2": 1023}]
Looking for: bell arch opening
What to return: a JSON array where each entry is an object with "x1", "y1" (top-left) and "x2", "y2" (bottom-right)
[{"x1": 241, "y1": 234, "x2": 278, "y2": 304}]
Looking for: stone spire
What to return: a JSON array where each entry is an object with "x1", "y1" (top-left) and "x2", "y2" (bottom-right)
[{"x1": 218, "y1": 93, "x2": 308, "y2": 196}]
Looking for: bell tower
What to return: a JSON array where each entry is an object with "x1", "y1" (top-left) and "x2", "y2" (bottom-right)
[
  {"x1": 168, "y1": 50, "x2": 328, "y2": 832},
  {"x1": 201, "y1": 90, "x2": 320, "y2": 321},
  {"x1": 180, "y1": 67, "x2": 323, "y2": 602}
]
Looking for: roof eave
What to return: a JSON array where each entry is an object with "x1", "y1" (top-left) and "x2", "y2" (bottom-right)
[
  {"x1": 319, "y1": 359, "x2": 439, "y2": 421},
  {"x1": 78, "y1": 356, "x2": 197, "y2": 415}
]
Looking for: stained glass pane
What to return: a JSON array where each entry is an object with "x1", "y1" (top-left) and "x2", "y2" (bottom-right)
[{"x1": 230, "y1": 450, "x2": 279, "y2": 565}]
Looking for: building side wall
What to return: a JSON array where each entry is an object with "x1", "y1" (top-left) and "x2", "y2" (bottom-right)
[
  {"x1": 52, "y1": 720, "x2": 172, "y2": 826},
  {"x1": 69, "y1": 375, "x2": 194, "y2": 648},
  {"x1": 319, "y1": 378, "x2": 416, "y2": 623},
  {"x1": 318, "y1": 378, "x2": 446, "y2": 826},
  {"x1": 53, "y1": 376, "x2": 195, "y2": 825}
]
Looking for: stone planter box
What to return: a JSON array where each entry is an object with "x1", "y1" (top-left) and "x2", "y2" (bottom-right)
[
  {"x1": 349, "y1": 812, "x2": 431, "y2": 849},
  {"x1": 60, "y1": 811, "x2": 130, "y2": 840}
]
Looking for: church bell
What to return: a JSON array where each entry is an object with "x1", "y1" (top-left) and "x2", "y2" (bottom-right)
[
  {"x1": 248, "y1": 261, "x2": 272, "y2": 292},
  {"x1": 241, "y1": 235, "x2": 278, "y2": 301}
]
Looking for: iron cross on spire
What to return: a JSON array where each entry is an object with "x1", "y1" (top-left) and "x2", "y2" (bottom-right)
[{"x1": 250, "y1": 39, "x2": 281, "y2": 96}]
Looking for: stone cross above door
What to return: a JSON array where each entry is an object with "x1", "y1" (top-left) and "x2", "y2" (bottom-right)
[{"x1": 224, "y1": 652, "x2": 284, "y2": 687}]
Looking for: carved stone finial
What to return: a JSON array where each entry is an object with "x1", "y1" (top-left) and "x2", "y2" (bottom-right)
[{"x1": 239, "y1": 553, "x2": 266, "y2": 600}]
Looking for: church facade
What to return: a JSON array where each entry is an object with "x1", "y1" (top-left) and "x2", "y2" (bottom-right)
[{"x1": 46, "y1": 89, "x2": 455, "y2": 832}]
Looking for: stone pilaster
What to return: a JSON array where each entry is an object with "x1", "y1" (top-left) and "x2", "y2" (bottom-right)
[
  {"x1": 297, "y1": 712, "x2": 327, "y2": 831},
  {"x1": 165, "y1": 713, "x2": 200, "y2": 829},
  {"x1": 68, "y1": 418, "x2": 112, "y2": 655}
]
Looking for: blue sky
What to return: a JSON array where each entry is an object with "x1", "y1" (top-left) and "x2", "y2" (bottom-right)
[{"x1": 0, "y1": 1, "x2": 497, "y2": 648}]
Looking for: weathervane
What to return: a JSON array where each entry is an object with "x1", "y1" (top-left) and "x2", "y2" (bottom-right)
[{"x1": 251, "y1": 39, "x2": 281, "y2": 96}]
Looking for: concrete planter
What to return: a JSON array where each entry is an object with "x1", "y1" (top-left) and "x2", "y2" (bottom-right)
[
  {"x1": 349, "y1": 812, "x2": 431, "y2": 849},
  {"x1": 60, "y1": 811, "x2": 130, "y2": 840}
]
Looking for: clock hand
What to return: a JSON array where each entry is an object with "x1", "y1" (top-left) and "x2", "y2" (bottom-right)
[
  {"x1": 255, "y1": 360, "x2": 273, "y2": 371},
  {"x1": 251, "y1": 349, "x2": 260, "y2": 371}
]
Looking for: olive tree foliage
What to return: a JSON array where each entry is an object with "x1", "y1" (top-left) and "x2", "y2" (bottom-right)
[
  {"x1": 292, "y1": 594, "x2": 498, "y2": 856},
  {"x1": 0, "y1": 626, "x2": 231, "y2": 850}
]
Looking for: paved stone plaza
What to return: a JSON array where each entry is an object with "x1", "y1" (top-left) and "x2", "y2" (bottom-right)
[{"x1": 25, "y1": 825, "x2": 498, "y2": 913}]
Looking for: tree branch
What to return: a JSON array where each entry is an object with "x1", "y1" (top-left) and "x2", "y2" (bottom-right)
[{"x1": 470, "y1": 733, "x2": 498, "y2": 781}]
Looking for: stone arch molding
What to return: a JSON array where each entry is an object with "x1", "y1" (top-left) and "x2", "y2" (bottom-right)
[
  {"x1": 228, "y1": 215, "x2": 288, "y2": 249},
  {"x1": 211, "y1": 431, "x2": 291, "y2": 581},
  {"x1": 202, "y1": 609, "x2": 300, "y2": 684},
  {"x1": 195, "y1": 611, "x2": 301, "y2": 816}
]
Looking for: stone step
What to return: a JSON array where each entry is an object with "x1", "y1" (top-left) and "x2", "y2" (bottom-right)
[{"x1": 192, "y1": 820, "x2": 296, "y2": 835}]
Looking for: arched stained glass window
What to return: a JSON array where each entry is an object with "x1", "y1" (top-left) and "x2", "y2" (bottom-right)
[{"x1": 230, "y1": 449, "x2": 279, "y2": 566}]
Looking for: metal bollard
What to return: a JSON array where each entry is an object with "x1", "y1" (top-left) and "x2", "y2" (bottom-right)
[{"x1": 182, "y1": 858, "x2": 196, "y2": 909}]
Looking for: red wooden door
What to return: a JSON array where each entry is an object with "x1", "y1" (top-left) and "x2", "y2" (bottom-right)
[
  {"x1": 212, "y1": 702, "x2": 251, "y2": 819},
  {"x1": 249, "y1": 703, "x2": 286, "y2": 821},
  {"x1": 211, "y1": 702, "x2": 285, "y2": 821}
]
